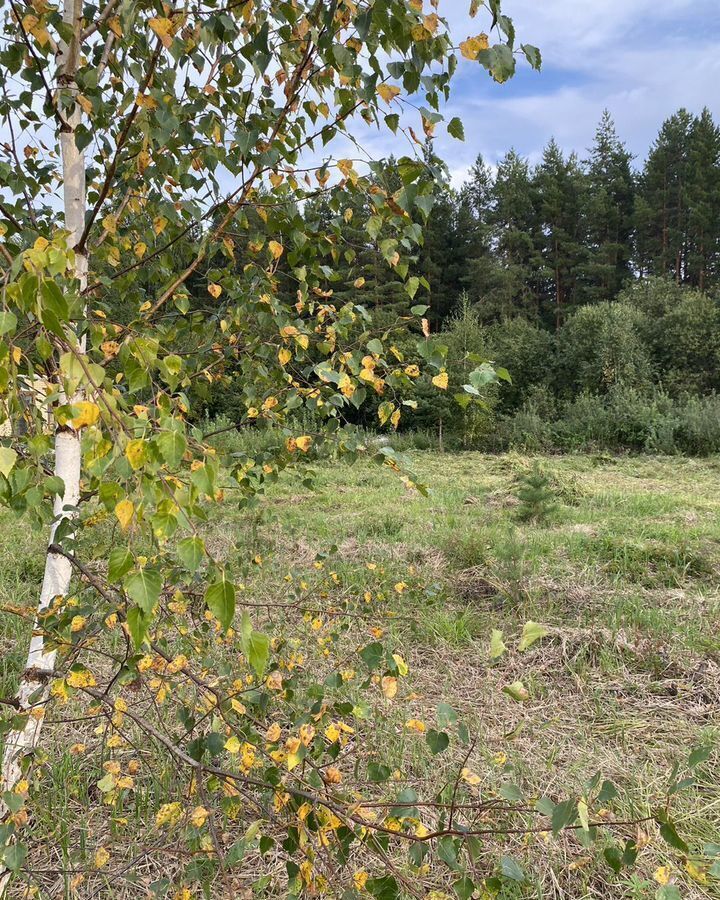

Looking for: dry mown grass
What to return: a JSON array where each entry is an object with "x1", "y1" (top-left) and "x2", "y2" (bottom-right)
[{"x1": 1, "y1": 453, "x2": 719, "y2": 898}]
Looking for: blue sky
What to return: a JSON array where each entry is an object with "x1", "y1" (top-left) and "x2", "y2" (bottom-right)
[{"x1": 424, "y1": 0, "x2": 720, "y2": 185}]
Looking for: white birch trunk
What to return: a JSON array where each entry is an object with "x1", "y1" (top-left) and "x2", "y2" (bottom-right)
[{"x1": 0, "y1": 0, "x2": 86, "y2": 891}]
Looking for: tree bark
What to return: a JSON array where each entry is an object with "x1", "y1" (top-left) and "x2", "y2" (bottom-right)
[{"x1": 0, "y1": 0, "x2": 86, "y2": 892}]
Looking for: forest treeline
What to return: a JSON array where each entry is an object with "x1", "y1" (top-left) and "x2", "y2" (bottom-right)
[{"x1": 204, "y1": 107, "x2": 720, "y2": 454}]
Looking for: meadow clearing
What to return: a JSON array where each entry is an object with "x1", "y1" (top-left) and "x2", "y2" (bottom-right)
[{"x1": 0, "y1": 451, "x2": 718, "y2": 898}]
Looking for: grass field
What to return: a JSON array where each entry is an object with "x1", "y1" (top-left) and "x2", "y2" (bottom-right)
[{"x1": 1, "y1": 452, "x2": 719, "y2": 898}]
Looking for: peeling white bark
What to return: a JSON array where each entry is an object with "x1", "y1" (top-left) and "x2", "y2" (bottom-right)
[{"x1": 0, "y1": 0, "x2": 86, "y2": 891}]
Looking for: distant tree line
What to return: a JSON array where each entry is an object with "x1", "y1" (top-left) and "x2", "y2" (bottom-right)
[{"x1": 203, "y1": 107, "x2": 720, "y2": 453}]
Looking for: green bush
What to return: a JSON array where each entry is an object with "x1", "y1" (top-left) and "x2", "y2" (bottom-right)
[{"x1": 555, "y1": 302, "x2": 653, "y2": 396}]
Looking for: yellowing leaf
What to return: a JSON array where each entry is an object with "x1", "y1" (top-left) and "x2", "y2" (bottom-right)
[
  {"x1": 94, "y1": 847, "x2": 110, "y2": 869},
  {"x1": 114, "y1": 499, "x2": 134, "y2": 531},
  {"x1": 125, "y1": 439, "x2": 147, "y2": 470},
  {"x1": 148, "y1": 16, "x2": 174, "y2": 48},
  {"x1": 190, "y1": 805, "x2": 208, "y2": 828},
  {"x1": 354, "y1": 276, "x2": 365, "y2": 288},
  {"x1": 268, "y1": 240, "x2": 284, "y2": 260},
  {"x1": 518, "y1": 621, "x2": 549, "y2": 652},
  {"x1": 225, "y1": 735, "x2": 241, "y2": 753},
  {"x1": 432, "y1": 372, "x2": 449, "y2": 390},
  {"x1": 685, "y1": 860, "x2": 708, "y2": 884},
  {"x1": 266, "y1": 723, "x2": 281, "y2": 743},
  {"x1": 377, "y1": 83, "x2": 400, "y2": 103},
  {"x1": 405, "y1": 719, "x2": 425, "y2": 733},
  {"x1": 392, "y1": 653, "x2": 409, "y2": 676},
  {"x1": 489, "y1": 628, "x2": 507, "y2": 660},
  {"x1": 71, "y1": 401, "x2": 100, "y2": 430},
  {"x1": 77, "y1": 94, "x2": 93, "y2": 116},
  {"x1": 653, "y1": 866, "x2": 671, "y2": 886},
  {"x1": 460, "y1": 33, "x2": 489, "y2": 61},
  {"x1": 381, "y1": 676, "x2": 397, "y2": 699},
  {"x1": 134, "y1": 241, "x2": 147, "y2": 258},
  {"x1": 461, "y1": 767, "x2": 482, "y2": 786},
  {"x1": 278, "y1": 347, "x2": 292, "y2": 366},
  {"x1": 208, "y1": 283, "x2": 222, "y2": 299},
  {"x1": 295, "y1": 435, "x2": 312, "y2": 452}
]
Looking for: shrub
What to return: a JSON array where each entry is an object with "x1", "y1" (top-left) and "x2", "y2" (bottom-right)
[{"x1": 555, "y1": 302, "x2": 653, "y2": 397}]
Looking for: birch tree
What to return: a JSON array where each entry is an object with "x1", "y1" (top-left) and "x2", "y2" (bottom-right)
[{"x1": 0, "y1": 2, "x2": 673, "y2": 897}]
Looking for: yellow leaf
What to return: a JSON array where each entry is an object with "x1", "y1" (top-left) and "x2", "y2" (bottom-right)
[
  {"x1": 394, "y1": 581, "x2": 407, "y2": 594},
  {"x1": 94, "y1": 847, "x2": 110, "y2": 869},
  {"x1": 295, "y1": 435, "x2": 312, "y2": 453},
  {"x1": 461, "y1": 767, "x2": 482, "y2": 786},
  {"x1": 268, "y1": 240, "x2": 284, "y2": 260},
  {"x1": 653, "y1": 866, "x2": 671, "y2": 886},
  {"x1": 148, "y1": 16, "x2": 174, "y2": 48},
  {"x1": 381, "y1": 675, "x2": 397, "y2": 699},
  {"x1": 337, "y1": 159, "x2": 354, "y2": 177},
  {"x1": 153, "y1": 216, "x2": 167, "y2": 235},
  {"x1": 266, "y1": 723, "x2": 281, "y2": 743},
  {"x1": 432, "y1": 371, "x2": 449, "y2": 390},
  {"x1": 405, "y1": 719, "x2": 425, "y2": 733},
  {"x1": 208, "y1": 283, "x2": 222, "y2": 299},
  {"x1": 392, "y1": 654, "x2": 409, "y2": 676},
  {"x1": 354, "y1": 276, "x2": 365, "y2": 288},
  {"x1": 278, "y1": 347, "x2": 292, "y2": 366},
  {"x1": 324, "y1": 766, "x2": 342, "y2": 784},
  {"x1": 685, "y1": 860, "x2": 708, "y2": 884},
  {"x1": 125, "y1": 439, "x2": 147, "y2": 470},
  {"x1": 71, "y1": 400, "x2": 100, "y2": 430},
  {"x1": 460, "y1": 33, "x2": 489, "y2": 61},
  {"x1": 77, "y1": 94, "x2": 93, "y2": 116},
  {"x1": 114, "y1": 499, "x2": 134, "y2": 531},
  {"x1": 225, "y1": 735, "x2": 241, "y2": 753},
  {"x1": 190, "y1": 805, "x2": 208, "y2": 828},
  {"x1": 377, "y1": 84, "x2": 400, "y2": 103}
]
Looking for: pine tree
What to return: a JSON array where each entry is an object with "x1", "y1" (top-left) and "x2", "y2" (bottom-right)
[
  {"x1": 687, "y1": 108, "x2": 720, "y2": 291},
  {"x1": 580, "y1": 111, "x2": 635, "y2": 303},
  {"x1": 636, "y1": 109, "x2": 695, "y2": 282},
  {"x1": 533, "y1": 140, "x2": 588, "y2": 329},
  {"x1": 492, "y1": 149, "x2": 543, "y2": 320}
]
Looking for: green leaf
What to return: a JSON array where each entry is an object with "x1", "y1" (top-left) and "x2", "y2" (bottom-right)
[
  {"x1": 126, "y1": 606, "x2": 149, "y2": 649},
  {"x1": 656, "y1": 887, "x2": 682, "y2": 900},
  {"x1": 366, "y1": 875, "x2": 399, "y2": 900},
  {"x1": 124, "y1": 568, "x2": 162, "y2": 615},
  {"x1": 551, "y1": 798, "x2": 578, "y2": 834},
  {"x1": 368, "y1": 762, "x2": 392, "y2": 783},
  {"x1": 518, "y1": 621, "x2": 549, "y2": 652},
  {"x1": 453, "y1": 876, "x2": 475, "y2": 900},
  {"x1": 447, "y1": 117, "x2": 465, "y2": 140},
  {"x1": 426, "y1": 729, "x2": 450, "y2": 755},
  {"x1": 108, "y1": 547, "x2": 133, "y2": 583},
  {"x1": 688, "y1": 744, "x2": 712, "y2": 768},
  {"x1": 0, "y1": 311, "x2": 17, "y2": 336},
  {"x1": 240, "y1": 611, "x2": 270, "y2": 678},
  {"x1": 3, "y1": 841, "x2": 27, "y2": 872},
  {"x1": 436, "y1": 702, "x2": 457, "y2": 729},
  {"x1": 500, "y1": 855, "x2": 525, "y2": 882},
  {"x1": 659, "y1": 821, "x2": 689, "y2": 854},
  {"x1": 0, "y1": 447, "x2": 18, "y2": 478},
  {"x1": 359, "y1": 642, "x2": 384, "y2": 671},
  {"x1": 177, "y1": 536, "x2": 205, "y2": 574},
  {"x1": 206, "y1": 573, "x2": 236, "y2": 632},
  {"x1": 521, "y1": 43, "x2": 542, "y2": 70},
  {"x1": 157, "y1": 430, "x2": 187, "y2": 468}
]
